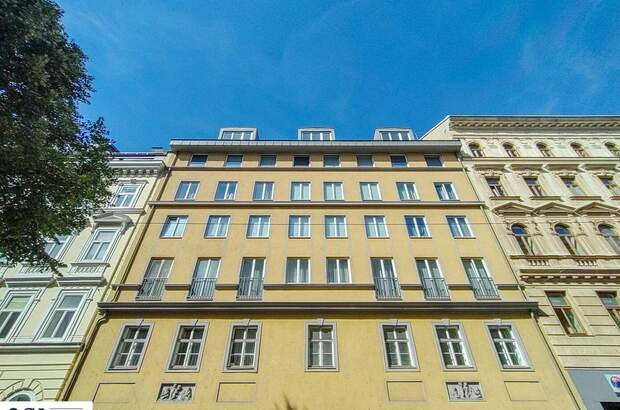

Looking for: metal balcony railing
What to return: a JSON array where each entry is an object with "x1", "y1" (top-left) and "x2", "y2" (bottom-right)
[
  {"x1": 237, "y1": 277, "x2": 263, "y2": 300},
  {"x1": 374, "y1": 277, "x2": 401, "y2": 300},
  {"x1": 469, "y1": 276, "x2": 499, "y2": 299},
  {"x1": 188, "y1": 277, "x2": 217, "y2": 300},
  {"x1": 136, "y1": 277, "x2": 167, "y2": 300},
  {"x1": 421, "y1": 277, "x2": 450, "y2": 300}
]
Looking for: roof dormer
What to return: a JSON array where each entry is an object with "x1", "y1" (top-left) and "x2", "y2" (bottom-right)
[
  {"x1": 374, "y1": 128, "x2": 414, "y2": 141},
  {"x1": 218, "y1": 128, "x2": 257, "y2": 141},
  {"x1": 298, "y1": 128, "x2": 335, "y2": 141}
]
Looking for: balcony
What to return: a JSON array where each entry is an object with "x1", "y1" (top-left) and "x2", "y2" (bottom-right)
[
  {"x1": 188, "y1": 277, "x2": 217, "y2": 300},
  {"x1": 421, "y1": 277, "x2": 450, "y2": 300},
  {"x1": 511, "y1": 255, "x2": 620, "y2": 273},
  {"x1": 237, "y1": 277, "x2": 263, "y2": 300},
  {"x1": 469, "y1": 276, "x2": 499, "y2": 299},
  {"x1": 374, "y1": 277, "x2": 401, "y2": 300},
  {"x1": 136, "y1": 277, "x2": 167, "y2": 300}
]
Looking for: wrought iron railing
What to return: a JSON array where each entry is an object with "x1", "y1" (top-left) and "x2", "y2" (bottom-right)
[
  {"x1": 237, "y1": 277, "x2": 263, "y2": 300},
  {"x1": 469, "y1": 276, "x2": 499, "y2": 299},
  {"x1": 136, "y1": 277, "x2": 167, "y2": 300},
  {"x1": 421, "y1": 277, "x2": 450, "y2": 300},
  {"x1": 188, "y1": 277, "x2": 217, "y2": 300},
  {"x1": 374, "y1": 277, "x2": 401, "y2": 300}
]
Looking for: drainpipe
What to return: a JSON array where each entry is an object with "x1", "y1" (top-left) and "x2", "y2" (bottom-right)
[{"x1": 456, "y1": 151, "x2": 583, "y2": 409}]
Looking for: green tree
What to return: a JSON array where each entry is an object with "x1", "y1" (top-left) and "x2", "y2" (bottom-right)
[{"x1": 0, "y1": 0, "x2": 115, "y2": 271}]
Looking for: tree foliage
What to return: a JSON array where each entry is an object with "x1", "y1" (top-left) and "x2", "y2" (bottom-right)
[{"x1": 0, "y1": 0, "x2": 116, "y2": 271}]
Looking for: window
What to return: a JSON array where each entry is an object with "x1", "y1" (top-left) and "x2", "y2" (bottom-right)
[
  {"x1": 285, "y1": 258, "x2": 310, "y2": 283},
  {"x1": 462, "y1": 258, "x2": 498, "y2": 299},
  {"x1": 39, "y1": 293, "x2": 84, "y2": 340},
  {"x1": 571, "y1": 143, "x2": 587, "y2": 157},
  {"x1": 434, "y1": 324, "x2": 473, "y2": 368},
  {"x1": 469, "y1": 143, "x2": 484, "y2": 157},
  {"x1": 293, "y1": 155, "x2": 310, "y2": 167},
  {"x1": 189, "y1": 154, "x2": 208, "y2": 167},
  {"x1": 447, "y1": 216, "x2": 473, "y2": 238},
  {"x1": 503, "y1": 143, "x2": 518, "y2": 157},
  {"x1": 247, "y1": 216, "x2": 270, "y2": 238},
  {"x1": 555, "y1": 224, "x2": 581, "y2": 255},
  {"x1": 175, "y1": 181, "x2": 199, "y2": 201},
  {"x1": 547, "y1": 292, "x2": 585, "y2": 335},
  {"x1": 220, "y1": 130, "x2": 254, "y2": 140},
  {"x1": 226, "y1": 325, "x2": 260, "y2": 370},
  {"x1": 371, "y1": 258, "x2": 400, "y2": 300},
  {"x1": 306, "y1": 324, "x2": 337, "y2": 369},
  {"x1": 323, "y1": 154, "x2": 340, "y2": 167},
  {"x1": 225, "y1": 154, "x2": 243, "y2": 168},
  {"x1": 253, "y1": 182, "x2": 274, "y2": 201},
  {"x1": 300, "y1": 130, "x2": 332, "y2": 141},
  {"x1": 109, "y1": 324, "x2": 152, "y2": 370},
  {"x1": 81, "y1": 229, "x2": 117, "y2": 262},
  {"x1": 598, "y1": 292, "x2": 620, "y2": 328},
  {"x1": 381, "y1": 324, "x2": 416, "y2": 369},
  {"x1": 44, "y1": 235, "x2": 71, "y2": 259},
  {"x1": 435, "y1": 182, "x2": 458, "y2": 201},
  {"x1": 396, "y1": 182, "x2": 418, "y2": 201},
  {"x1": 110, "y1": 183, "x2": 141, "y2": 207},
  {"x1": 188, "y1": 259, "x2": 219, "y2": 300},
  {"x1": 424, "y1": 155, "x2": 442, "y2": 167},
  {"x1": 561, "y1": 176, "x2": 585, "y2": 196},
  {"x1": 606, "y1": 142, "x2": 620, "y2": 157},
  {"x1": 137, "y1": 258, "x2": 172, "y2": 300},
  {"x1": 0, "y1": 293, "x2": 34, "y2": 339},
  {"x1": 161, "y1": 216, "x2": 188, "y2": 238},
  {"x1": 259, "y1": 154, "x2": 276, "y2": 167},
  {"x1": 289, "y1": 215, "x2": 310, "y2": 238},
  {"x1": 416, "y1": 259, "x2": 448, "y2": 300},
  {"x1": 599, "y1": 224, "x2": 620, "y2": 254},
  {"x1": 205, "y1": 215, "x2": 230, "y2": 238},
  {"x1": 356, "y1": 155, "x2": 373, "y2": 167},
  {"x1": 365, "y1": 216, "x2": 389, "y2": 238},
  {"x1": 536, "y1": 143, "x2": 552, "y2": 157},
  {"x1": 168, "y1": 325, "x2": 207, "y2": 370},
  {"x1": 214, "y1": 181, "x2": 237, "y2": 200},
  {"x1": 486, "y1": 177, "x2": 505, "y2": 197},
  {"x1": 405, "y1": 216, "x2": 429, "y2": 237},
  {"x1": 511, "y1": 224, "x2": 535, "y2": 255},
  {"x1": 487, "y1": 324, "x2": 529, "y2": 368},
  {"x1": 599, "y1": 176, "x2": 620, "y2": 195},
  {"x1": 325, "y1": 216, "x2": 347, "y2": 238},
  {"x1": 360, "y1": 182, "x2": 381, "y2": 201},
  {"x1": 524, "y1": 177, "x2": 544, "y2": 196},
  {"x1": 291, "y1": 182, "x2": 310, "y2": 201},
  {"x1": 238, "y1": 258, "x2": 265, "y2": 300},
  {"x1": 379, "y1": 130, "x2": 411, "y2": 141},
  {"x1": 326, "y1": 258, "x2": 350, "y2": 283},
  {"x1": 323, "y1": 182, "x2": 344, "y2": 201},
  {"x1": 390, "y1": 155, "x2": 407, "y2": 168}
]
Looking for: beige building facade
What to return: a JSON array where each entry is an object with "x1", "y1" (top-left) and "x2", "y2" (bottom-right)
[
  {"x1": 61, "y1": 128, "x2": 577, "y2": 409},
  {"x1": 0, "y1": 152, "x2": 165, "y2": 401},
  {"x1": 425, "y1": 115, "x2": 620, "y2": 409}
]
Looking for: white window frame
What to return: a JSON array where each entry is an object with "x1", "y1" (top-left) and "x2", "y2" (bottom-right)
[
  {"x1": 204, "y1": 215, "x2": 230, "y2": 238},
  {"x1": 175, "y1": 181, "x2": 199, "y2": 201},
  {"x1": 323, "y1": 182, "x2": 344, "y2": 201},
  {"x1": 214, "y1": 181, "x2": 238, "y2": 201},
  {"x1": 78, "y1": 228, "x2": 120, "y2": 263},
  {"x1": 253, "y1": 181, "x2": 274, "y2": 201},
  {"x1": 396, "y1": 182, "x2": 419, "y2": 201},
  {"x1": 435, "y1": 182, "x2": 458, "y2": 201},
  {"x1": 223, "y1": 321, "x2": 262, "y2": 372},
  {"x1": 298, "y1": 128, "x2": 334, "y2": 141},
  {"x1": 446, "y1": 216, "x2": 474, "y2": 238},
  {"x1": 375, "y1": 129, "x2": 413, "y2": 141},
  {"x1": 291, "y1": 181, "x2": 311, "y2": 201},
  {"x1": 390, "y1": 155, "x2": 408, "y2": 168},
  {"x1": 325, "y1": 216, "x2": 347, "y2": 238},
  {"x1": 288, "y1": 215, "x2": 311, "y2": 238},
  {"x1": 218, "y1": 128, "x2": 256, "y2": 140},
  {"x1": 285, "y1": 257, "x2": 311, "y2": 284},
  {"x1": 166, "y1": 322, "x2": 208, "y2": 372},
  {"x1": 0, "y1": 290, "x2": 38, "y2": 341},
  {"x1": 35, "y1": 289, "x2": 89, "y2": 342},
  {"x1": 326, "y1": 258, "x2": 351, "y2": 284},
  {"x1": 379, "y1": 321, "x2": 418, "y2": 371},
  {"x1": 106, "y1": 321, "x2": 154, "y2": 372},
  {"x1": 364, "y1": 215, "x2": 389, "y2": 238},
  {"x1": 485, "y1": 322, "x2": 531, "y2": 370},
  {"x1": 109, "y1": 182, "x2": 143, "y2": 208},
  {"x1": 433, "y1": 322, "x2": 475, "y2": 370},
  {"x1": 160, "y1": 215, "x2": 188, "y2": 238},
  {"x1": 189, "y1": 154, "x2": 208, "y2": 167},
  {"x1": 44, "y1": 235, "x2": 73, "y2": 260},
  {"x1": 305, "y1": 320, "x2": 338, "y2": 371},
  {"x1": 225, "y1": 154, "x2": 244, "y2": 168},
  {"x1": 360, "y1": 182, "x2": 382, "y2": 201},
  {"x1": 404, "y1": 216, "x2": 430, "y2": 238},
  {"x1": 246, "y1": 215, "x2": 271, "y2": 238}
]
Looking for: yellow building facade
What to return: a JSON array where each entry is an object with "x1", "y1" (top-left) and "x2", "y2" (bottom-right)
[{"x1": 62, "y1": 128, "x2": 578, "y2": 408}]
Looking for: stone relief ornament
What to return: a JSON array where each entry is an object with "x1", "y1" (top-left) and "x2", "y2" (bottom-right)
[
  {"x1": 446, "y1": 381, "x2": 484, "y2": 401},
  {"x1": 157, "y1": 383, "x2": 195, "y2": 402}
]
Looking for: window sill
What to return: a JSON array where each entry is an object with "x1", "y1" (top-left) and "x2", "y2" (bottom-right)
[
  {"x1": 570, "y1": 195, "x2": 602, "y2": 200},
  {"x1": 529, "y1": 195, "x2": 562, "y2": 201},
  {"x1": 489, "y1": 196, "x2": 521, "y2": 201}
]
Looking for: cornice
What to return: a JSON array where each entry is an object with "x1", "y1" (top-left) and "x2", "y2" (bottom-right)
[
  {"x1": 448, "y1": 116, "x2": 620, "y2": 131},
  {"x1": 0, "y1": 342, "x2": 81, "y2": 353},
  {"x1": 110, "y1": 159, "x2": 167, "y2": 177},
  {"x1": 149, "y1": 200, "x2": 485, "y2": 209}
]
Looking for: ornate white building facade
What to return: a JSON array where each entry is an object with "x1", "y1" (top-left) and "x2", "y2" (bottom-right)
[{"x1": 425, "y1": 115, "x2": 620, "y2": 409}]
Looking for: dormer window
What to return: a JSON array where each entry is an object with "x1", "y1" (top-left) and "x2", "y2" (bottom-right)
[
  {"x1": 219, "y1": 128, "x2": 256, "y2": 140},
  {"x1": 298, "y1": 129, "x2": 334, "y2": 141},
  {"x1": 375, "y1": 129, "x2": 413, "y2": 141}
]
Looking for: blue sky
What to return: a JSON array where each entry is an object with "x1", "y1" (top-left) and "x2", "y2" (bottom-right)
[{"x1": 58, "y1": 0, "x2": 619, "y2": 151}]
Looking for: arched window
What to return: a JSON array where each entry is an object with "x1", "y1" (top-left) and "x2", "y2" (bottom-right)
[
  {"x1": 511, "y1": 224, "x2": 535, "y2": 255},
  {"x1": 7, "y1": 390, "x2": 35, "y2": 401},
  {"x1": 554, "y1": 224, "x2": 581, "y2": 255},
  {"x1": 536, "y1": 142, "x2": 552, "y2": 157},
  {"x1": 571, "y1": 143, "x2": 587, "y2": 157},
  {"x1": 606, "y1": 142, "x2": 620, "y2": 157},
  {"x1": 468, "y1": 143, "x2": 484, "y2": 157},
  {"x1": 599, "y1": 224, "x2": 620, "y2": 254},
  {"x1": 503, "y1": 143, "x2": 518, "y2": 157}
]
